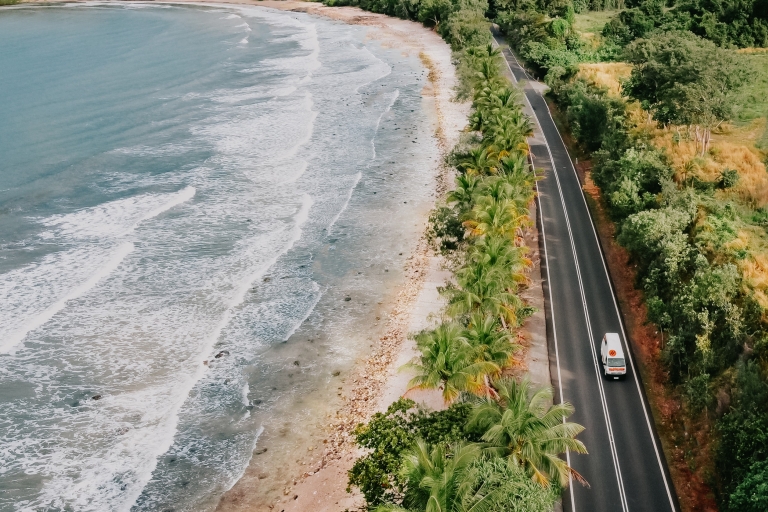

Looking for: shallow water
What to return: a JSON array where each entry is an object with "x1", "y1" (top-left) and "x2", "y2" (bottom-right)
[{"x1": 0, "y1": 4, "x2": 439, "y2": 511}]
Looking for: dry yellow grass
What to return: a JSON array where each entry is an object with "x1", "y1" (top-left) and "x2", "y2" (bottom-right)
[
  {"x1": 735, "y1": 237, "x2": 768, "y2": 311},
  {"x1": 575, "y1": 62, "x2": 633, "y2": 97},
  {"x1": 647, "y1": 126, "x2": 768, "y2": 206},
  {"x1": 736, "y1": 47, "x2": 768, "y2": 54}
]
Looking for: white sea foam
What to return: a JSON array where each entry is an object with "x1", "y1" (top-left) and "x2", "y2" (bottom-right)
[
  {"x1": 328, "y1": 87, "x2": 398, "y2": 234},
  {"x1": 281, "y1": 280, "x2": 322, "y2": 342},
  {"x1": 354, "y1": 46, "x2": 392, "y2": 94},
  {"x1": 115, "y1": 195, "x2": 314, "y2": 511},
  {"x1": 239, "y1": 37, "x2": 248, "y2": 45},
  {"x1": 0, "y1": 243, "x2": 134, "y2": 355},
  {"x1": 371, "y1": 89, "x2": 400, "y2": 160},
  {"x1": 327, "y1": 172, "x2": 362, "y2": 235},
  {"x1": 0, "y1": 187, "x2": 195, "y2": 355},
  {"x1": 40, "y1": 186, "x2": 195, "y2": 240},
  {"x1": 0, "y1": 4, "x2": 430, "y2": 511}
]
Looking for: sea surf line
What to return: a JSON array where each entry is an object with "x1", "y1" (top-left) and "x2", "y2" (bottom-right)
[{"x1": 0, "y1": 3, "x2": 440, "y2": 511}]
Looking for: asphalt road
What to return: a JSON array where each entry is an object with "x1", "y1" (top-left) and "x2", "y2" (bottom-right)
[{"x1": 492, "y1": 33, "x2": 680, "y2": 512}]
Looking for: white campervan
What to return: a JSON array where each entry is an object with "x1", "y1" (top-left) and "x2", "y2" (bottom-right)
[{"x1": 600, "y1": 333, "x2": 626, "y2": 380}]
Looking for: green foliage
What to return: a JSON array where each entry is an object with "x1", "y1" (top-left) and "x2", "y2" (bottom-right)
[
  {"x1": 496, "y1": 10, "x2": 609, "y2": 84},
  {"x1": 323, "y1": 0, "x2": 490, "y2": 50},
  {"x1": 467, "y1": 377, "x2": 588, "y2": 486},
  {"x1": 593, "y1": 146, "x2": 671, "y2": 218},
  {"x1": 380, "y1": 442, "x2": 559, "y2": 512},
  {"x1": 416, "y1": 43, "x2": 537, "y2": 404},
  {"x1": 675, "y1": 0, "x2": 768, "y2": 48},
  {"x1": 601, "y1": 0, "x2": 768, "y2": 48},
  {"x1": 720, "y1": 168, "x2": 740, "y2": 189},
  {"x1": 406, "y1": 322, "x2": 501, "y2": 402},
  {"x1": 623, "y1": 32, "x2": 751, "y2": 128},
  {"x1": 348, "y1": 398, "x2": 478, "y2": 506},
  {"x1": 460, "y1": 457, "x2": 560, "y2": 512},
  {"x1": 555, "y1": 79, "x2": 628, "y2": 152},
  {"x1": 684, "y1": 372, "x2": 711, "y2": 413},
  {"x1": 427, "y1": 205, "x2": 466, "y2": 254},
  {"x1": 398, "y1": 440, "x2": 482, "y2": 511},
  {"x1": 729, "y1": 460, "x2": 768, "y2": 512},
  {"x1": 351, "y1": 390, "x2": 574, "y2": 511},
  {"x1": 715, "y1": 361, "x2": 768, "y2": 508},
  {"x1": 732, "y1": 52, "x2": 768, "y2": 125},
  {"x1": 489, "y1": 0, "x2": 768, "y2": 507}
]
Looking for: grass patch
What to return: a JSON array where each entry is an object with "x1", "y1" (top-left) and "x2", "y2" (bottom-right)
[
  {"x1": 575, "y1": 62, "x2": 633, "y2": 97},
  {"x1": 0, "y1": 0, "x2": 20, "y2": 5},
  {"x1": 572, "y1": 9, "x2": 619, "y2": 36},
  {"x1": 732, "y1": 51, "x2": 768, "y2": 126}
]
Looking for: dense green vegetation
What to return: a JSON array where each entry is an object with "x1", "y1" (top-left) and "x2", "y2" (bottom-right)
[
  {"x1": 490, "y1": 0, "x2": 768, "y2": 508},
  {"x1": 322, "y1": 0, "x2": 590, "y2": 509}
]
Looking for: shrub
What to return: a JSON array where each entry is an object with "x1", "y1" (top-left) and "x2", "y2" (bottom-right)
[
  {"x1": 729, "y1": 460, "x2": 768, "y2": 512},
  {"x1": 347, "y1": 398, "x2": 479, "y2": 507}
]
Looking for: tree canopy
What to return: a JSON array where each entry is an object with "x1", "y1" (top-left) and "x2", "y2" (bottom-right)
[{"x1": 623, "y1": 31, "x2": 750, "y2": 129}]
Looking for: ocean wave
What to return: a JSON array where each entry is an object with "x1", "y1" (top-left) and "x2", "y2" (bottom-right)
[{"x1": 0, "y1": 187, "x2": 196, "y2": 355}]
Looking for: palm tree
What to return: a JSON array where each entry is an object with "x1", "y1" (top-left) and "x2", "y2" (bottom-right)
[
  {"x1": 497, "y1": 152, "x2": 530, "y2": 178},
  {"x1": 447, "y1": 174, "x2": 480, "y2": 214},
  {"x1": 468, "y1": 235, "x2": 531, "y2": 287},
  {"x1": 465, "y1": 313, "x2": 520, "y2": 372},
  {"x1": 468, "y1": 377, "x2": 588, "y2": 487},
  {"x1": 374, "y1": 440, "x2": 487, "y2": 512},
  {"x1": 455, "y1": 146, "x2": 498, "y2": 176},
  {"x1": 486, "y1": 119, "x2": 532, "y2": 154},
  {"x1": 464, "y1": 313, "x2": 520, "y2": 399},
  {"x1": 463, "y1": 198, "x2": 529, "y2": 239},
  {"x1": 447, "y1": 262, "x2": 525, "y2": 328},
  {"x1": 405, "y1": 323, "x2": 499, "y2": 404}
]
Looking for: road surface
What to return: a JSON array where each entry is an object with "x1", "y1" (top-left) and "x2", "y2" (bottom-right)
[{"x1": 492, "y1": 32, "x2": 680, "y2": 512}]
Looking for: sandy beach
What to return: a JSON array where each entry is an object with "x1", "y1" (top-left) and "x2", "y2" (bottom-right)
[{"x1": 185, "y1": 2, "x2": 473, "y2": 510}]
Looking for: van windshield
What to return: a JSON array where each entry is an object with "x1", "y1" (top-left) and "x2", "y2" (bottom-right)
[{"x1": 608, "y1": 357, "x2": 625, "y2": 367}]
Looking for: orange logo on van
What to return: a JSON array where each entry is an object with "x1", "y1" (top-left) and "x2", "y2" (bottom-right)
[{"x1": 608, "y1": 349, "x2": 617, "y2": 356}]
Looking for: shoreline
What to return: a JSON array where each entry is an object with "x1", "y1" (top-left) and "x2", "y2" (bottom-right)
[{"x1": 199, "y1": 2, "x2": 473, "y2": 510}]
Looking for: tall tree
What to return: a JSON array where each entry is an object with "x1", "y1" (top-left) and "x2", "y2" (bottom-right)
[
  {"x1": 623, "y1": 31, "x2": 751, "y2": 155},
  {"x1": 406, "y1": 323, "x2": 499, "y2": 403},
  {"x1": 468, "y1": 377, "x2": 588, "y2": 487}
]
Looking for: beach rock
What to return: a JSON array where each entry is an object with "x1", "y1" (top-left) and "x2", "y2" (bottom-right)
[
  {"x1": 92, "y1": 395, "x2": 102, "y2": 401},
  {"x1": 293, "y1": 360, "x2": 300, "y2": 366},
  {"x1": 344, "y1": 296, "x2": 351, "y2": 301},
  {"x1": 332, "y1": 370, "x2": 341, "y2": 376},
  {"x1": 214, "y1": 350, "x2": 229, "y2": 359},
  {"x1": 255, "y1": 448, "x2": 268, "y2": 455}
]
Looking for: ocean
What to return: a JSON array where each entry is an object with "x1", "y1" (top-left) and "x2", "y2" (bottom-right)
[{"x1": 0, "y1": 3, "x2": 439, "y2": 510}]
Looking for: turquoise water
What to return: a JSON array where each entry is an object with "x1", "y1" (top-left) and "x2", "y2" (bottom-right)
[{"x1": 0, "y1": 4, "x2": 438, "y2": 510}]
